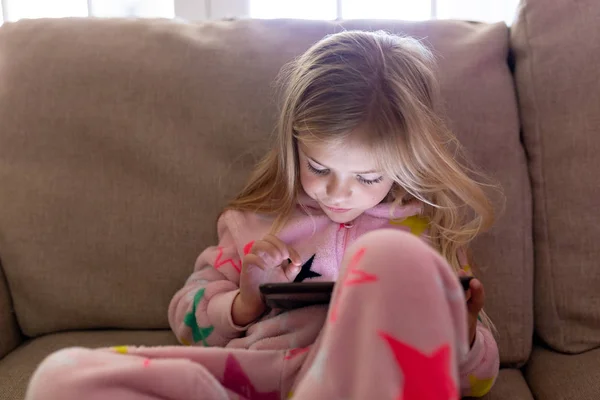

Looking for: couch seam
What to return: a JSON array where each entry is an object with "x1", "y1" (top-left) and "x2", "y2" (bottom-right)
[
  {"x1": 0, "y1": 257, "x2": 24, "y2": 355},
  {"x1": 504, "y1": 20, "x2": 534, "y2": 365},
  {"x1": 519, "y1": 0, "x2": 561, "y2": 347}
]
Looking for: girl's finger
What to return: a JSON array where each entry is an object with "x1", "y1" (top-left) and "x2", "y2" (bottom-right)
[
  {"x1": 251, "y1": 240, "x2": 281, "y2": 267},
  {"x1": 250, "y1": 240, "x2": 272, "y2": 255},
  {"x1": 282, "y1": 261, "x2": 301, "y2": 281},
  {"x1": 468, "y1": 279, "x2": 485, "y2": 313},
  {"x1": 243, "y1": 254, "x2": 266, "y2": 270},
  {"x1": 262, "y1": 234, "x2": 289, "y2": 263},
  {"x1": 287, "y1": 246, "x2": 302, "y2": 266},
  {"x1": 465, "y1": 289, "x2": 472, "y2": 302},
  {"x1": 281, "y1": 246, "x2": 302, "y2": 279}
]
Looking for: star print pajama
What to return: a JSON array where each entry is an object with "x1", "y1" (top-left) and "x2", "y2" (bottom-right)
[{"x1": 26, "y1": 229, "x2": 499, "y2": 400}]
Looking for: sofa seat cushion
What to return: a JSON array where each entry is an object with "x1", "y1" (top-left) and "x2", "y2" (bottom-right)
[
  {"x1": 0, "y1": 329, "x2": 530, "y2": 400},
  {"x1": 525, "y1": 345, "x2": 600, "y2": 399},
  {"x1": 0, "y1": 330, "x2": 178, "y2": 400},
  {"x1": 480, "y1": 368, "x2": 534, "y2": 400}
]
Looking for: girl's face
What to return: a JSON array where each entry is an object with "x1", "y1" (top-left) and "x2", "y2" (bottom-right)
[{"x1": 298, "y1": 136, "x2": 394, "y2": 224}]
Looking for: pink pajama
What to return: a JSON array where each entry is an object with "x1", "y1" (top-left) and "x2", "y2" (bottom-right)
[{"x1": 26, "y1": 230, "x2": 498, "y2": 399}]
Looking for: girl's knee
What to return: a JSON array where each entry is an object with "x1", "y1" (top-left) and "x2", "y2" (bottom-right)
[
  {"x1": 341, "y1": 229, "x2": 461, "y2": 296},
  {"x1": 26, "y1": 347, "x2": 89, "y2": 399},
  {"x1": 345, "y1": 229, "x2": 444, "y2": 276},
  {"x1": 340, "y1": 229, "x2": 463, "y2": 309},
  {"x1": 37, "y1": 347, "x2": 89, "y2": 371}
]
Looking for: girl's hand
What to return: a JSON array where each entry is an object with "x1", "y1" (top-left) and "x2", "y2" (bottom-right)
[
  {"x1": 459, "y1": 270, "x2": 485, "y2": 348},
  {"x1": 232, "y1": 234, "x2": 302, "y2": 326}
]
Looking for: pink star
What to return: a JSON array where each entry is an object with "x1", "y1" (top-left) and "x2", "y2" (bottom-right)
[
  {"x1": 214, "y1": 247, "x2": 242, "y2": 273},
  {"x1": 344, "y1": 248, "x2": 377, "y2": 285},
  {"x1": 379, "y1": 331, "x2": 458, "y2": 400},
  {"x1": 221, "y1": 355, "x2": 280, "y2": 400},
  {"x1": 345, "y1": 267, "x2": 378, "y2": 285},
  {"x1": 330, "y1": 248, "x2": 378, "y2": 322}
]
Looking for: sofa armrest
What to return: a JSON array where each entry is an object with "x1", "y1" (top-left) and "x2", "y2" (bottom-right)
[{"x1": 0, "y1": 260, "x2": 21, "y2": 359}]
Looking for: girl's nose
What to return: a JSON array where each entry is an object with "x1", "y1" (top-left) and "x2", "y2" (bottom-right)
[{"x1": 326, "y1": 176, "x2": 351, "y2": 203}]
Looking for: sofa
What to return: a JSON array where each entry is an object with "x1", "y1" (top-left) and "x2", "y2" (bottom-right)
[{"x1": 0, "y1": 0, "x2": 599, "y2": 398}]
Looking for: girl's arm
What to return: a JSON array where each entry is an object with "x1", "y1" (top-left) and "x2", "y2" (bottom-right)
[
  {"x1": 458, "y1": 248, "x2": 500, "y2": 397},
  {"x1": 168, "y1": 212, "x2": 249, "y2": 347},
  {"x1": 458, "y1": 323, "x2": 500, "y2": 397}
]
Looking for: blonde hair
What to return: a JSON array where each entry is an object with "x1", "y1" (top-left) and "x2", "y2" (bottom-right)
[{"x1": 227, "y1": 30, "x2": 500, "y2": 330}]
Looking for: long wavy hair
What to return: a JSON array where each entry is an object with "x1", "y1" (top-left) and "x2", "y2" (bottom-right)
[{"x1": 226, "y1": 30, "x2": 500, "y2": 330}]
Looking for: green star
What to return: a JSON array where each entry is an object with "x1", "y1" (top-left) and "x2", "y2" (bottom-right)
[{"x1": 183, "y1": 288, "x2": 214, "y2": 346}]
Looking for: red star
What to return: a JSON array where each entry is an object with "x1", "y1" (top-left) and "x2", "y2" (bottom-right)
[
  {"x1": 243, "y1": 241, "x2": 255, "y2": 255},
  {"x1": 284, "y1": 346, "x2": 311, "y2": 360},
  {"x1": 379, "y1": 331, "x2": 458, "y2": 400},
  {"x1": 221, "y1": 355, "x2": 280, "y2": 400},
  {"x1": 330, "y1": 248, "x2": 378, "y2": 322},
  {"x1": 214, "y1": 247, "x2": 242, "y2": 273}
]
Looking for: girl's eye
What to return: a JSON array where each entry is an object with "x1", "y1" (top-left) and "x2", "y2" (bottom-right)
[
  {"x1": 358, "y1": 176, "x2": 384, "y2": 185},
  {"x1": 307, "y1": 161, "x2": 383, "y2": 185},
  {"x1": 307, "y1": 162, "x2": 328, "y2": 175}
]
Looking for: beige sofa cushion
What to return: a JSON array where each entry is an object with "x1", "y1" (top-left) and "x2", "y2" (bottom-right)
[
  {"x1": 0, "y1": 330, "x2": 528, "y2": 400},
  {"x1": 0, "y1": 264, "x2": 21, "y2": 359},
  {"x1": 481, "y1": 369, "x2": 534, "y2": 400},
  {"x1": 525, "y1": 346, "x2": 600, "y2": 399},
  {"x1": 511, "y1": 0, "x2": 600, "y2": 353},
  {"x1": 0, "y1": 330, "x2": 178, "y2": 400},
  {"x1": 0, "y1": 18, "x2": 532, "y2": 364}
]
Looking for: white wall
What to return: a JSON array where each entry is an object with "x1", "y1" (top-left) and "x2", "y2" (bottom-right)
[
  {"x1": 0, "y1": 0, "x2": 519, "y2": 24},
  {"x1": 174, "y1": 0, "x2": 207, "y2": 20},
  {"x1": 174, "y1": 0, "x2": 249, "y2": 20},
  {"x1": 211, "y1": 0, "x2": 248, "y2": 19}
]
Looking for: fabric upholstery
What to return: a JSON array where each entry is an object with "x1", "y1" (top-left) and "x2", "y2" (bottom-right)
[
  {"x1": 0, "y1": 330, "x2": 178, "y2": 400},
  {"x1": 0, "y1": 18, "x2": 531, "y2": 365},
  {"x1": 480, "y1": 368, "x2": 534, "y2": 400},
  {"x1": 0, "y1": 330, "x2": 535, "y2": 400},
  {"x1": 511, "y1": 0, "x2": 600, "y2": 353},
  {"x1": 525, "y1": 345, "x2": 600, "y2": 399},
  {"x1": 0, "y1": 263, "x2": 21, "y2": 359}
]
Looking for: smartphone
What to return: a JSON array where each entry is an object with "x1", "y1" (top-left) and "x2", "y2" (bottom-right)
[
  {"x1": 260, "y1": 276, "x2": 473, "y2": 310},
  {"x1": 259, "y1": 282, "x2": 334, "y2": 310},
  {"x1": 460, "y1": 276, "x2": 474, "y2": 291}
]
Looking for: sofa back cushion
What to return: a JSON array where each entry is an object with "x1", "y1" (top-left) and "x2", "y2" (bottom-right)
[
  {"x1": 511, "y1": 0, "x2": 600, "y2": 353},
  {"x1": 0, "y1": 18, "x2": 531, "y2": 364}
]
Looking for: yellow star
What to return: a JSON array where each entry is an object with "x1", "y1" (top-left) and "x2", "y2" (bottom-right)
[
  {"x1": 287, "y1": 391, "x2": 294, "y2": 399},
  {"x1": 180, "y1": 338, "x2": 191, "y2": 346},
  {"x1": 113, "y1": 346, "x2": 128, "y2": 354},
  {"x1": 462, "y1": 264, "x2": 472, "y2": 275},
  {"x1": 468, "y1": 374, "x2": 495, "y2": 397},
  {"x1": 389, "y1": 215, "x2": 429, "y2": 236}
]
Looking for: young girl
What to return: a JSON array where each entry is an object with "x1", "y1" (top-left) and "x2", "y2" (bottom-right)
[{"x1": 26, "y1": 30, "x2": 499, "y2": 399}]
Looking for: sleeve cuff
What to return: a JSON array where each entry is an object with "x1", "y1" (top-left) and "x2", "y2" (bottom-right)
[
  {"x1": 459, "y1": 326, "x2": 485, "y2": 369},
  {"x1": 468, "y1": 327, "x2": 485, "y2": 356},
  {"x1": 207, "y1": 290, "x2": 251, "y2": 336}
]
